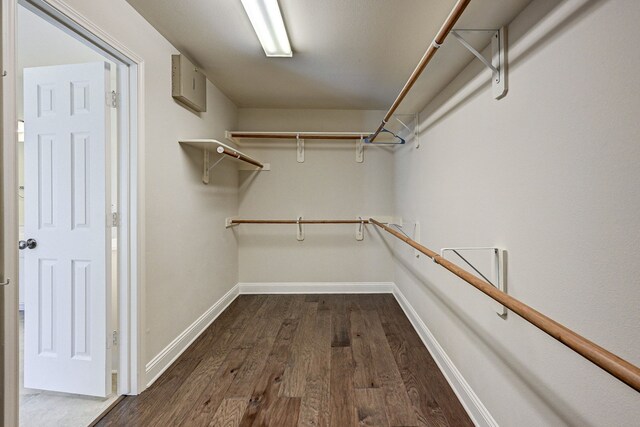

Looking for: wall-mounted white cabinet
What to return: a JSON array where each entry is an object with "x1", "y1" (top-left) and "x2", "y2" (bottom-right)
[{"x1": 172, "y1": 54, "x2": 206, "y2": 112}]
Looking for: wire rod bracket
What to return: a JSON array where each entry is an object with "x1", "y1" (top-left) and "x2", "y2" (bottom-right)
[
  {"x1": 451, "y1": 27, "x2": 507, "y2": 99},
  {"x1": 364, "y1": 128, "x2": 406, "y2": 145},
  {"x1": 440, "y1": 247, "x2": 507, "y2": 317}
]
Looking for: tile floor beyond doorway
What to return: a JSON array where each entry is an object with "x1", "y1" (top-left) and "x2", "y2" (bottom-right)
[{"x1": 19, "y1": 312, "x2": 119, "y2": 427}]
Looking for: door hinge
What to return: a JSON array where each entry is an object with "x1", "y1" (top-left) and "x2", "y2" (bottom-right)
[
  {"x1": 112, "y1": 330, "x2": 119, "y2": 346},
  {"x1": 109, "y1": 90, "x2": 118, "y2": 108},
  {"x1": 111, "y1": 212, "x2": 119, "y2": 227}
]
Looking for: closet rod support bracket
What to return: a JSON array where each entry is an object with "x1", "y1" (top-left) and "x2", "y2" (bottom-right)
[
  {"x1": 356, "y1": 136, "x2": 364, "y2": 163},
  {"x1": 224, "y1": 130, "x2": 239, "y2": 144},
  {"x1": 452, "y1": 27, "x2": 507, "y2": 99},
  {"x1": 203, "y1": 150, "x2": 209, "y2": 184},
  {"x1": 440, "y1": 247, "x2": 507, "y2": 317},
  {"x1": 297, "y1": 135, "x2": 304, "y2": 163},
  {"x1": 297, "y1": 216, "x2": 304, "y2": 241},
  {"x1": 356, "y1": 217, "x2": 365, "y2": 241},
  {"x1": 225, "y1": 217, "x2": 239, "y2": 228}
]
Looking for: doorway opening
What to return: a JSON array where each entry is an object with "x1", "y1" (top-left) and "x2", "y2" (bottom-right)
[{"x1": 15, "y1": 3, "x2": 126, "y2": 425}]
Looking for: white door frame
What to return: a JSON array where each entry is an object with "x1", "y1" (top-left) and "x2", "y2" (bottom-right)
[{"x1": 2, "y1": 0, "x2": 144, "y2": 424}]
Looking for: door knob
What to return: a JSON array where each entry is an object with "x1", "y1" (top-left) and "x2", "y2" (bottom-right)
[{"x1": 18, "y1": 239, "x2": 37, "y2": 250}]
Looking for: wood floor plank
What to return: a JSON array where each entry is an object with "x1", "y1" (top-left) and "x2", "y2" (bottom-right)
[
  {"x1": 97, "y1": 296, "x2": 269, "y2": 427},
  {"x1": 376, "y1": 294, "x2": 423, "y2": 347},
  {"x1": 98, "y1": 294, "x2": 472, "y2": 427},
  {"x1": 328, "y1": 295, "x2": 351, "y2": 347},
  {"x1": 226, "y1": 297, "x2": 292, "y2": 398},
  {"x1": 409, "y1": 345, "x2": 474, "y2": 427},
  {"x1": 150, "y1": 328, "x2": 237, "y2": 426},
  {"x1": 382, "y1": 326, "x2": 449, "y2": 427},
  {"x1": 234, "y1": 296, "x2": 283, "y2": 349},
  {"x1": 244, "y1": 397, "x2": 302, "y2": 427},
  {"x1": 150, "y1": 296, "x2": 272, "y2": 425},
  {"x1": 280, "y1": 302, "x2": 319, "y2": 397},
  {"x1": 354, "y1": 388, "x2": 390, "y2": 427},
  {"x1": 298, "y1": 308, "x2": 331, "y2": 427},
  {"x1": 363, "y1": 309, "x2": 419, "y2": 427},
  {"x1": 210, "y1": 398, "x2": 249, "y2": 427},
  {"x1": 185, "y1": 295, "x2": 269, "y2": 364},
  {"x1": 352, "y1": 293, "x2": 379, "y2": 311},
  {"x1": 377, "y1": 295, "x2": 473, "y2": 427},
  {"x1": 179, "y1": 346, "x2": 251, "y2": 426},
  {"x1": 316, "y1": 294, "x2": 330, "y2": 312},
  {"x1": 350, "y1": 307, "x2": 380, "y2": 389},
  {"x1": 330, "y1": 346, "x2": 356, "y2": 427},
  {"x1": 239, "y1": 318, "x2": 299, "y2": 426},
  {"x1": 285, "y1": 295, "x2": 308, "y2": 320},
  {"x1": 305, "y1": 294, "x2": 320, "y2": 302}
]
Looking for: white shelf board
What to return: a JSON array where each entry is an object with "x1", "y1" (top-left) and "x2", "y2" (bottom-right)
[
  {"x1": 178, "y1": 139, "x2": 269, "y2": 184},
  {"x1": 180, "y1": 139, "x2": 239, "y2": 153}
]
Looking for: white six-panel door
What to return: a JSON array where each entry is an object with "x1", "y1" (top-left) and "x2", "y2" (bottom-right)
[{"x1": 23, "y1": 62, "x2": 111, "y2": 397}]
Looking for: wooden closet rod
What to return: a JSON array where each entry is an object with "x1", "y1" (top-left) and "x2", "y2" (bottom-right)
[
  {"x1": 217, "y1": 146, "x2": 264, "y2": 168},
  {"x1": 231, "y1": 219, "x2": 369, "y2": 224},
  {"x1": 369, "y1": 218, "x2": 640, "y2": 393},
  {"x1": 369, "y1": 0, "x2": 471, "y2": 143},
  {"x1": 227, "y1": 132, "x2": 365, "y2": 141}
]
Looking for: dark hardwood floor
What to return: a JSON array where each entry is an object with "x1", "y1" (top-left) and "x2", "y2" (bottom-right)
[{"x1": 97, "y1": 294, "x2": 473, "y2": 426}]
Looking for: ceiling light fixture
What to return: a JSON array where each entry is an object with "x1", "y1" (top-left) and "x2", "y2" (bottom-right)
[{"x1": 240, "y1": 0, "x2": 292, "y2": 57}]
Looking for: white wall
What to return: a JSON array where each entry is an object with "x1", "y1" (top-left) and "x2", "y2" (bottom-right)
[
  {"x1": 57, "y1": 0, "x2": 240, "y2": 379},
  {"x1": 236, "y1": 109, "x2": 395, "y2": 283},
  {"x1": 393, "y1": 0, "x2": 640, "y2": 425},
  {"x1": 39, "y1": 2, "x2": 640, "y2": 421}
]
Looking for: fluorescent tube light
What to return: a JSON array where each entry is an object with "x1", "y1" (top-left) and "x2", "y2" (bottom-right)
[{"x1": 241, "y1": 0, "x2": 292, "y2": 57}]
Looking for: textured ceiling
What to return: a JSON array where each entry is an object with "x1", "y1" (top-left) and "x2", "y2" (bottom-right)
[{"x1": 126, "y1": 0, "x2": 532, "y2": 112}]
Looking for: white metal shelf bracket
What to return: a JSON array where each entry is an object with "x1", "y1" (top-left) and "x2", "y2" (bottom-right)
[
  {"x1": 413, "y1": 221, "x2": 421, "y2": 258},
  {"x1": 225, "y1": 217, "x2": 239, "y2": 228},
  {"x1": 203, "y1": 150, "x2": 226, "y2": 184},
  {"x1": 356, "y1": 136, "x2": 364, "y2": 163},
  {"x1": 356, "y1": 217, "x2": 365, "y2": 241},
  {"x1": 297, "y1": 134, "x2": 304, "y2": 163},
  {"x1": 224, "y1": 130, "x2": 238, "y2": 144},
  {"x1": 440, "y1": 247, "x2": 507, "y2": 317},
  {"x1": 451, "y1": 27, "x2": 507, "y2": 99},
  {"x1": 297, "y1": 216, "x2": 304, "y2": 241}
]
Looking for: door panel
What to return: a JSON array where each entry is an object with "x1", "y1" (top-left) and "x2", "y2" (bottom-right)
[{"x1": 23, "y1": 62, "x2": 111, "y2": 397}]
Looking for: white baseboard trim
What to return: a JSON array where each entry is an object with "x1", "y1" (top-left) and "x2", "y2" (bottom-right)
[
  {"x1": 144, "y1": 284, "x2": 240, "y2": 388},
  {"x1": 238, "y1": 282, "x2": 395, "y2": 294},
  {"x1": 392, "y1": 286, "x2": 497, "y2": 427}
]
